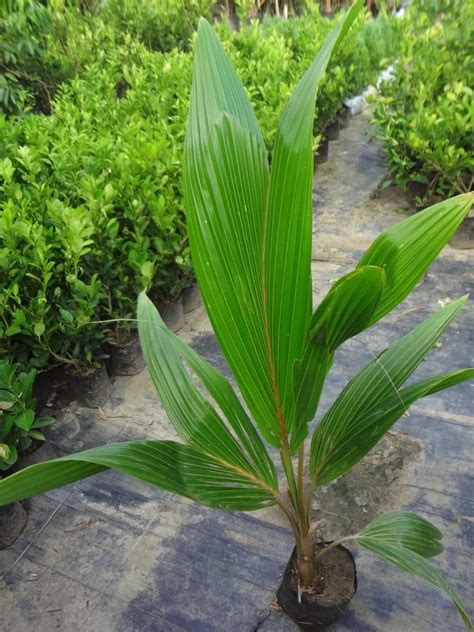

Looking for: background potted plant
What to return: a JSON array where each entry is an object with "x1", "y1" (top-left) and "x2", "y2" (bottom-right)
[
  {"x1": 0, "y1": 358, "x2": 54, "y2": 548},
  {"x1": 0, "y1": 3, "x2": 472, "y2": 629}
]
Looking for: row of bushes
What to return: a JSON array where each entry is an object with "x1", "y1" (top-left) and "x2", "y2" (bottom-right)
[
  {"x1": 372, "y1": 0, "x2": 473, "y2": 203},
  {"x1": 0, "y1": 0, "x2": 215, "y2": 114},
  {"x1": 219, "y1": 8, "x2": 400, "y2": 147},
  {"x1": 0, "y1": 0, "x2": 58, "y2": 114},
  {"x1": 1, "y1": 0, "x2": 332, "y2": 116},
  {"x1": 0, "y1": 2, "x2": 401, "y2": 372}
]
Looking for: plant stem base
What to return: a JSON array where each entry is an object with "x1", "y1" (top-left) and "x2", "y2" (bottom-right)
[{"x1": 277, "y1": 543, "x2": 357, "y2": 631}]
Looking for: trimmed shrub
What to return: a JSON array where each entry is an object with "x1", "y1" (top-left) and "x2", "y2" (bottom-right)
[
  {"x1": 99, "y1": 0, "x2": 214, "y2": 52},
  {"x1": 372, "y1": 0, "x2": 473, "y2": 203},
  {"x1": 0, "y1": 358, "x2": 54, "y2": 470},
  {"x1": 0, "y1": 44, "x2": 193, "y2": 368},
  {"x1": 0, "y1": 7, "x2": 400, "y2": 370},
  {"x1": 0, "y1": 0, "x2": 63, "y2": 114}
]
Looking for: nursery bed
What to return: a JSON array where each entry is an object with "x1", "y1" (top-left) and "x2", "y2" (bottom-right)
[{"x1": 0, "y1": 112, "x2": 472, "y2": 631}]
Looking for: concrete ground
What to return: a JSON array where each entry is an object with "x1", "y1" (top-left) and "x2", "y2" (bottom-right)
[{"x1": 1, "y1": 112, "x2": 472, "y2": 631}]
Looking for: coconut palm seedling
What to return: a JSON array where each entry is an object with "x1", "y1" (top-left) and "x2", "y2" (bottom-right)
[{"x1": 1, "y1": 2, "x2": 473, "y2": 629}]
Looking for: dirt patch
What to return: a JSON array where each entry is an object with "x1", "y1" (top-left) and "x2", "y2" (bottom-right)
[
  {"x1": 368, "y1": 180, "x2": 413, "y2": 210},
  {"x1": 313, "y1": 431, "x2": 423, "y2": 539}
]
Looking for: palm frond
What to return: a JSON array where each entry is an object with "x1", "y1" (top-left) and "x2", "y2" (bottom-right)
[
  {"x1": 265, "y1": 0, "x2": 364, "y2": 435},
  {"x1": 184, "y1": 4, "x2": 363, "y2": 446},
  {"x1": 184, "y1": 20, "x2": 276, "y2": 443},
  {"x1": 356, "y1": 511, "x2": 443, "y2": 557},
  {"x1": 354, "y1": 511, "x2": 472, "y2": 629},
  {"x1": 0, "y1": 440, "x2": 277, "y2": 511},
  {"x1": 292, "y1": 265, "x2": 385, "y2": 447},
  {"x1": 310, "y1": 297, "x2": 471, "y2": 484},
  {"x1": 137, "y1": 292, "x2": 277, "y2": 489},
  {"x1": 357, "y1": 193, "x2": 474, "y2": 324}
]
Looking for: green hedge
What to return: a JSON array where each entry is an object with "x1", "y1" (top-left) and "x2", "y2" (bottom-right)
[
  {"x1": 0, "y1": 358, "x2": 54, "y2": 469},
  {"x1": 217, "y1": 10, "x2": 400, "y2": 148},
  {"x1": 0, "y1": 44, "x2": 193, "y2": 368},
  {"x1": 0, "y1": 5, "x2": 400, "y2": 370},
  {"x1": 0, "y1": 0, "x2": 65, "y2": 114},
  {"x1": 372, "y1": 0, "x2": 473, "y2": 203},
  {"x1": 100, "y1": 0, "x2": 214, "y2": 52},
  {"x1": 0, "y1": 0, "x2": 214, "y2": 114}
]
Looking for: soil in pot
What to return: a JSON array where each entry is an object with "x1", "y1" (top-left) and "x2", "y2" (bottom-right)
[
  {"x1": 0, "y1": 501, "x2": 28, "y2": 549},
  {"x1": 277, "y1": 543, "x2": 357, "y2": 631},
  {"x1": 33, "y1": 364, "x2": 112, "y2": 410}
]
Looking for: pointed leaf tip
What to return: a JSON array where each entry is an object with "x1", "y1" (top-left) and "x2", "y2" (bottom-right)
[
  {"x1": 265, "y1": 0, "x2": 363, "y2": 439},
  {"x1": 356, "y1": 194, "x2": 473, "y2": 325},
  {"x1": 197, "y1": 17, "x2": 211, "y2": 33}
]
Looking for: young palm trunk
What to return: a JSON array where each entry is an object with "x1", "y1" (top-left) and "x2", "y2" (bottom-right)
[{"x1": 297, "y1": 529, "x2": 317, "y2": 588}]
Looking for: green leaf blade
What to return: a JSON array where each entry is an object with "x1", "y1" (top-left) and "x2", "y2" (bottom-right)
[
  {"x1": 357, "y1": 511, "x2": 444, "y2": 558},
  {"x1": 0, "y1": 440, "x2": 277, "y2": 512},
  {"x1": 292, "y1": 346, "x2": 332, "y2": 449},
  {"x1": 307, "y1": 265, "x2": 386, "y2": 352},
  {"x1": 265, "y1": 0, "x2": 364, "y2": 433},
  {"x1": 292, "y1": 265, "x2": 385, "y2": 448},
  {"x1": 184, "y1": 8, "x2": 364, "y2": 446},
  {"x1": 137, "y1": 292, "x2": 278, "y2": 490},
  {"x1": 184, "y1": 22, "x2": 279, "y2": 444},
  {"x1": 357, "y1": 539, "x2": 472, "y2": 629},
  {"x1": 358, "y1": 192, "x2": 474, "y2": 324},
  {"x1": 0, "y1": 459, "x2": 108, "y2": 506},
  {"x1": 310, "y1": 297, "x2": 470, "y2": 484},
  {"x1": 15, "y1": 409, "x2": 35, "y2": 431}
]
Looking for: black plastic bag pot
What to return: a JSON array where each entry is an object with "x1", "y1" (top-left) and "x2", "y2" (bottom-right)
[
  {"x1": 277, "y1": 543, "x2": 357, "y2": 631},
  {"x1": 314, "y1": 139, "x2": 329, "y2": 168},
  {"x1": 0, "y1": 501, "x2": 28, "y2": 550},
  {"x1": 325, "y1": 120, "x2": 340, "y2": 141}
]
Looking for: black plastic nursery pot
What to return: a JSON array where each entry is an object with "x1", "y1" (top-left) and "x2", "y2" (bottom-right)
[
  {"x1": 66, "y1": 363, "x2": 113, "y2": 408},
  {"x1": 277, "y1": 543, "x2": 357, "y2": 631},
  {"x1": 0, "y1": 501, "x2": 28, "y2": 550},
  {"x1": 339, "y1": 107, "x2": 351, "y2": 129},
  {"x1": 325, "y1": 120, "x2": 340, "y2": 141},
  {"x1": 314, "y1": 139, "x2": 329, "y2": 167},
  {"x1": 105, "y1": 334, "x2": 145, "y2": 377}
]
